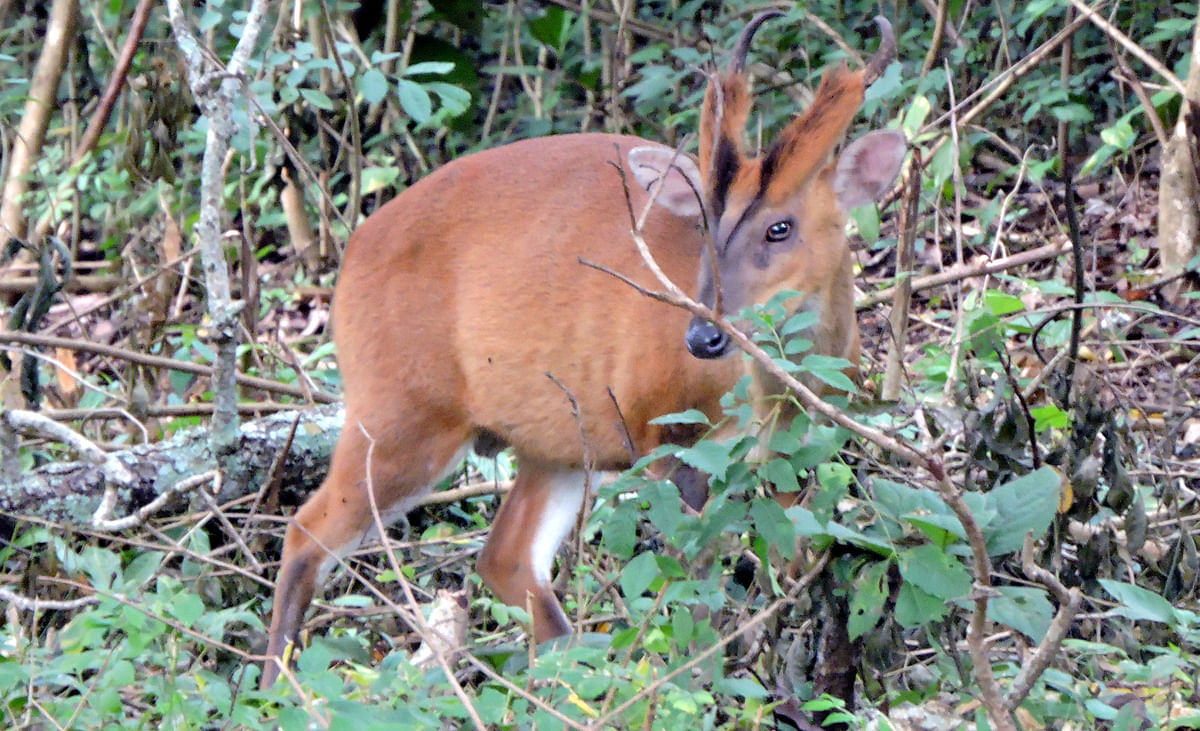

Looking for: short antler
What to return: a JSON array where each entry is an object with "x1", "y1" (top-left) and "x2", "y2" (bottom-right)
[
  {"x1": 862, "y1": 16, "x2": 895, "y2": 86},
  {"x1": 729, "y1": 10, "x2": 785, "y2": 73},
  {"x1": 700, "y1": 11, "x2": 784, "y2": 215}
]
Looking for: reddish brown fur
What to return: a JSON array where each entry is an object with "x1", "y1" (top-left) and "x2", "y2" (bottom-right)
[
  {"x1": 262, "y1": 19, "x2": 901, "y2": 689},
  {"x1": 760, "y1": 66, "x2": 866, "y2": 204},
  {"x1": 264, "y1": 136, "x2": 745, "y2": 686},
  {"x1": 699, "y1": 72, "x2": 750, "y2": 178}
]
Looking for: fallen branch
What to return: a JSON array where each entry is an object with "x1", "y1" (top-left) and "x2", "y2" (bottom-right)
[
  {"x1": 0, "y1": 404, "x2": 342, "y2": 527},
  {"x1": 857, "y1": 239, "x2": 1072, "y2": 309}
]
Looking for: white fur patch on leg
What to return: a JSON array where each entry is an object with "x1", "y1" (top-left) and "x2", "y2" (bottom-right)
[{"x1": 529, "y1": 471, "x2": 587, "y2": 584}]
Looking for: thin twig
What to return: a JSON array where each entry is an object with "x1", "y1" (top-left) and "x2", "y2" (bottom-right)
[
  {"x1": 1008, "y1": 533, "x2": 1082, "y2": 708},
  {"x1": 195, "y1": 474, "x2": 263, "y2": 572},
  {"x1": 359, "y1": 424, "x2": 489, "y2": 731},
  {"x1": 72, "y1": 0, "x2": 155, "y2": 165},
  {"x1": 882, "y1": 159, "x2": 920, "y2": 400},
  {"x1": 992, "y1": 345, "x2": 1042, "y2": 469},
  {"x1": 2, "y1": 409, "x2": 132, "y2": 487},
  {"x1": 0, "y1": 586, "x2": 99, "y2": 612},
  {"x1": 921, "y1": 0, "x2": 948, "y2": 76},
  {"x1": 0, "y1": 330, "x2": 337, "y2": 403},
  {"x1": 1065, "y1": 0, "x2": 1186, "y2": 96},
  {"x1": 92, "y1": 470, "x2": 216, "y2": 532},
  {"x1": 856, "y1": 240, "x2": 1073, "y2": 309},
  {"x1": 1060, "y1": 160, "x2": 1086, "y2": 408},
  {"x1": 417, "y1": 479, "x2": 512, "y2": 506}
]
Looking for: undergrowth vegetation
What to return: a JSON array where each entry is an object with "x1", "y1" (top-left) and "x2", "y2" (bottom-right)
[{"x1": 2, "y1": 0, "x2": 1199, "y2": 728}]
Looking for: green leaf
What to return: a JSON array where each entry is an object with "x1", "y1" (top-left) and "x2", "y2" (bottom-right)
[
  {"x1": 402, "y1": 61, "x2": 456, "y2": 77},
  {"x1": 812, "y1": 462, "x2": 850, "y2": 524},
  {"x1": 864, "y1": 59, "x2": 901, "y2": 100},
  {"x1": 929, "y1": 140, "x2": 958, "y2": 190},
  {"x1": 715, "y1": 676, "x2": 768, "y2": 699},
  {"x1": 361, "y1": 166, "x2": 400, "y2": 195},
  {"x1": 1050, "y1": 103, "x2": 1093, "y2": 124},
  {"x1": 672, "y1": 608, "x2": 694, "y2": 647},
  {"x1": 370, "y1": 50, "x2": 403, "y2": 64},
  {"x1": 649, "y1": 409, "x2": 711, "y2": 426},
  {"x1": 644, "y1": 481, "x2": 685, "y2": 543},
  {"x1": 622, "y1": 68, "x2": 675, "y2": 102},
  {"x1": 826, "y1": 522, "x2": 895, "y2": 557},
  {"x1": 1099, "y1": 117, "x2": 1136, "y2": 150},
  {"x1": 603, "y1": 499, "x2": 638, "y2": 559},
  {"x1": 816, "y1": 462, "x2": 853, "y2": 492},
  {"x1": 169, "y1": 592, "x2": 206, "y2": 627},
  {"x1": 1099, "y1": 579, "x2": 1180, "y2": 626},
  {"x1": 984, "y1": 466, "x2": 1061, "y2": 556},
  {"x1": 529, "y1": 6, "x2": 573, "y2": 52},
  {"x1": 990, "y1": 586, "x2": 1053, "y2": 640},
  {"x1": 902, "y1": 95, "x2": 932, "y2": 139},
  {"x1": 110, "y1": 659, "x2": 136, "y2": 687},
  {"x1": 800, "y1": 354, "x2": 856, "y2": 392},
  {"x1": 1030, "y1": 403, "x2": 1069, "y2": 431},
  {"x1": 475, "y1": 687, "x2": 510, "y2": 725},
  {"x1": 760, "y1": 457, "x2": 800, "y2": 494},
  {"x1": 76, "y1": 546, "x2": 121, "y2": 590},
  {"x1": 785, "y1": 505, "x2": 826, "y2": 539},
  {"x1": 848, "y1": 562, "x2": 889, "y2": 640},
  {"x1": 358, "y1": 68, "x2": 388, "y2": 104},
  {"x1": 905, "y1": 511, "x2": 967, "y2": 545},
  {"x1": 654, "y1": 554, "x2": 685, "y2": 579},
  {"x1": 676, "y1": 439, "x2": 732, "y2": 481},
  {"x1": 790, "y1": 425, "x2": 848, "y2": 470},
  {"x1": 199, "y1": 9, "x2": 222, "y2": 31},
  {"x1": 425, "y1": 81, "x2": 471, "y2": 116},
  {"x1": 898, "y1": 545, "x2": 971, "y2": 601},
  {"x1": 396, "y1": 79, "x2": 432, "y2": 123},
  {"x1": 780, "y1": 310, "x2": 819, "y2": 336},
  {"x1": 749, "y1": 497, "x2": 796, "y2": 560},
  {"x1": 984, "y1": 289, "x2": 1024, "y2": 316},
  {"x1": 295, "y1": 639, "x2": 334, "y2": 676},
  {"x1": 850, "y1": 203, "x2": 881, "y2": 241},
  {"x1": 620, "y1": 551, "x2": 659, "y2": 600},
  {"x1": 894, "y1": 582, "x2": 948, "y2": 627},
  {"x1": 299, "y1": 88, "x2": 334, "y2": 111},
  {"x1": 122, "y1": 551, "x2": 164, "y2": 588},
  {"x1": 783, "y1": 336, "x2": 814, "y2": 356}
]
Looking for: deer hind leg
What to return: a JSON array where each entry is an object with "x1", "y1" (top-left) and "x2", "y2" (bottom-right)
[
  {"x1": 476, "y1": 457, "x2": 587, "y2": 643},
  {"x1": 262, "y1": 416, "x2": 470, "y2": 688}
]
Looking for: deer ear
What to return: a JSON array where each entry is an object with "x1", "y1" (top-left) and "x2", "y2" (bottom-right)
[
  {"x1": 627, "y1": 146, "x2": 705, "y2": 218},
  {"x1": 833, "y1": 129, "x2": 907, "y2": 210}
]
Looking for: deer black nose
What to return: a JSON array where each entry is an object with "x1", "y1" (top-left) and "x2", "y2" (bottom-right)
[{"x1": 686, "y1": 319, "x2": 731, "y2": 359}]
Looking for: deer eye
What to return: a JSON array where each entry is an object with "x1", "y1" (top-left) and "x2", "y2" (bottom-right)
[{"x1": 766, "y1": 220, "x2": 792, "y2": 242}]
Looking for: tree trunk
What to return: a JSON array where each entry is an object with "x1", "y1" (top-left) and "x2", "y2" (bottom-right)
[
  {"x1": 1158, "y1": 15, "x2": 1200, "y2": 277},
  {"x1": 0, "y1": 0, "x2": 77, "y2": 248}
]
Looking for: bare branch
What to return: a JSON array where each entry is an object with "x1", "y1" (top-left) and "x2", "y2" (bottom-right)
[{"x1": 1065, "y1": 0, "x2": 1186, "y2": 96}]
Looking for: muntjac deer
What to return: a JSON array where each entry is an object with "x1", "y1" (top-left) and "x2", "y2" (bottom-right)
[{"x1": 262, "y1": 13, "x2": 905, "y2": 687}]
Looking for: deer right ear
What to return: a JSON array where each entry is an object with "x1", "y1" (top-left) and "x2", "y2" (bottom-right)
[
  {"x1": 627, "y1": 146, "x2": 705, "y2": 218},
  {"x1": 832, "y1": 129, "x2": 907, "y2": 210}
]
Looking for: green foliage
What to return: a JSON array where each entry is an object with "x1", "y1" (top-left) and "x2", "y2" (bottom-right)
[{"x1": 3, "y1": 0, "x2": 1198, "y2": 728}]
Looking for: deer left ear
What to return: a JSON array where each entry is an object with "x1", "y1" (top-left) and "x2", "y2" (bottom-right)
[
  {"x1": 627, "y1": 146, "x2": 705, "y2": 218},
  {"x1": 833, "y1": 129, "x2": 907, "y2": 210}
]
